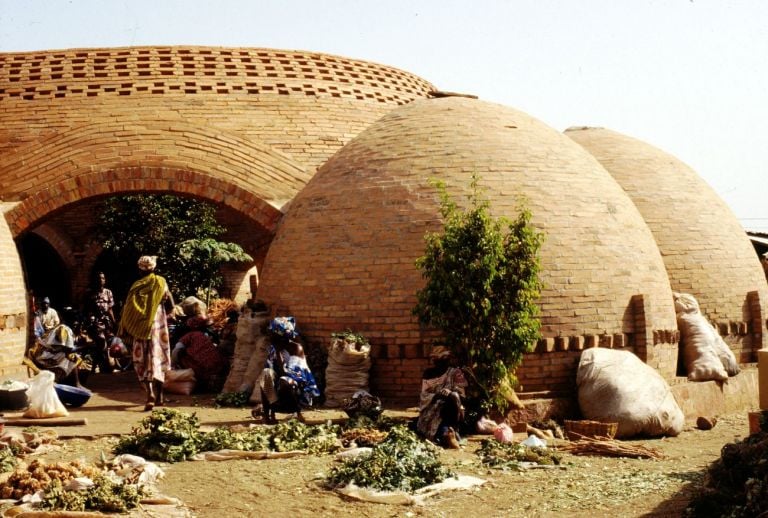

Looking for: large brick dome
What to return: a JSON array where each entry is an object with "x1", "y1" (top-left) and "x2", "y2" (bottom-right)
[
  {"x1": 566, "y1": 127, "x2": 768, "y2": 360},
  {"x1": 258, "y1": 97, "x2": 679, "y2": 401}
]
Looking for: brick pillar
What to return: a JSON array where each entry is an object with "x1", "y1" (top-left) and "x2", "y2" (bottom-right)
[
  {"x1": 630, "y1": 294, "x2": 651, "y2": 362},
  {"x1": 748, "y1": 290, "x2": 765, "y2": 359}
]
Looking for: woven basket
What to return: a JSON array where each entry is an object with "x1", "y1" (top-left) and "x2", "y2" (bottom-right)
[{"x1": 564, "y1": 419, "x2": 618, "y2": 440}]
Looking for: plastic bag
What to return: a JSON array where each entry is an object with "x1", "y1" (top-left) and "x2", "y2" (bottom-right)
[
  {"x1": 493, "y1": 422, "x2": 513, "y2": 443},
  {"x1": 23, "y1": 370, "x2": 69, "y2": 418}
]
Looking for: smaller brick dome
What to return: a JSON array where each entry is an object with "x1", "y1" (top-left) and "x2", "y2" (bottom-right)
[
  {"x1": 258, "y1": 97, "x2": 680, "y2": 400},
  {"x1": 566, "y1": 127, "x2": 768, "y2": 351}
]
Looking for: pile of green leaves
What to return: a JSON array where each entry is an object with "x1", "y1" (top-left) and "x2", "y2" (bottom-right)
[
  {"x1": 39, "y1": 475, "x2": 146, "y2": 513},
  {"x1": 114, "y1": 408, "x2": 202, "y2": 462},
  {"x1": 331, "y1": 329, "x2": 369, "y2": 347},
  {"x1": 414, "y1": 177, "x2": 543, "y2": 413},
  {"x1": 477, "y1": 438, "x2": 561, "y2": 470},
  {"x1": 0, "y1": 447, "x2": 18, "y2": 473},
  {"x1": 327, "y1": 425, "x2": 454, "y2": 492},
  {"x1": 214, "y1": 391, "x2": 251, "y2": 408},
  {"x1": 115, "y1": 408, "x2": 341, "y2": 462}
]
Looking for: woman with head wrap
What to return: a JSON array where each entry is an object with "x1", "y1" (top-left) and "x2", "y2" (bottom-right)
[
  {"x1": 254, "y1": 317, "x2": 319, "y2": 424},
  {"x1": 118, "y1": 255, "x2": 174, "y2": 411}
]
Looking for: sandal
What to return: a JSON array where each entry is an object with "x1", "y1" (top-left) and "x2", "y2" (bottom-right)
[{"x1": 143, "y1": 402, "x2": 155, "y2": 412}]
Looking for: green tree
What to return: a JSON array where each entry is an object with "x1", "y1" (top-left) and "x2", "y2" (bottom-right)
[
  {"x1": 414, "y1": 178, "x2": 544, "y2": 413},
  {"x1": 179, "y1": 238, "x2": 253, "y2": 305},
  {"x1": 97, "y1": 194, "x2": 252, "y2": 301}
]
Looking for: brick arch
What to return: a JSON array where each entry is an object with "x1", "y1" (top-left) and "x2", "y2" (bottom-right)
[{"x1": 0, "y1": 120, "x2": 310, "y2": 236}]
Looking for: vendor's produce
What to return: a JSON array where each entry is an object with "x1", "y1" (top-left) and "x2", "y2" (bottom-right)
[
  {"x1": 477, "y1": 438, "x2": 561, "y2": 469},
  {"x1": 327, "y1": 425, "x2": 454, "y2": 492},
  {"x1": 0, "y1": 459, "x2": 101, "y2": 500},
  {"x1": 39, "y1": 474, "x2": 146, "y2": 513},
  {"x1": 115, "y1": 408, "x2": 341, "y2": 462},
  {"x1": 214, "y1": 390, "x2": 251, "y2": 407},
  {"x1": 686, "y1": 430, "x2": 768, "y2": 517}
]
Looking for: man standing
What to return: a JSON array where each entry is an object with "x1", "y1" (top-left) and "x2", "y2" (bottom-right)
[{"x1": 35, "y1": 297, "x2": 60, "y2": 339}]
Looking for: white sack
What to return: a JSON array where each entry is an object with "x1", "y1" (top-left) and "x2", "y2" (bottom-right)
[
  {"x1": 335, "y1": 475, "x2": 486, "y2": 505},
  {"x1": 576, "y1": 348, "x2": 684, "y2": 438},
  {"x1": 22, "y1": 370, "x2": 68, "y2": 418},
  {"x1": 674, "y1": 292, "x2": 739, "y2": 381}
]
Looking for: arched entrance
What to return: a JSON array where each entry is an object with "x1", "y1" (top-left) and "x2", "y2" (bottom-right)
[{"x1": 0, "y1": 120, "x2": 312, "y2": 375}]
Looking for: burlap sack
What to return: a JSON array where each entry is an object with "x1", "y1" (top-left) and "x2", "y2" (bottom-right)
[
  {"x1": 577, "y1": 348, "x2": 684, "y2": 438},
  {"x1": 222, "y1": 311, "x2": 270, "y2": 393},
  {"x1": 324, "y1": 338, "x2": 371, "y2": 408},
  {"x1": 674, "y1": 292, "x2": 738, "y2": 381}
]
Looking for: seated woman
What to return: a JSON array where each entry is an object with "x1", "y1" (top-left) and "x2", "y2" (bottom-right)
[
  {"x1": 255, "y1": 316, "x2": 319, "y2": 424},
  {"x1": 31, "y1": 315, "x2": 85, "y2": 387},
  {"x1": 171, "y1": 316, "x2": 229, "y2": 393},
  {"x1": 416, "y1": 346, "x2": 468, "y2": 449}
]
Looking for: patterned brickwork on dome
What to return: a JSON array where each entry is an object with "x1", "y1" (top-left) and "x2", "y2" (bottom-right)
[
  {"x1": 258, "y1": 97, "x2": 679, "y2": 402},
  {"x1": 0, "y1": 47, "x2": 435, "y2": 181},
  {"x1": 566, "y1": 127, "x2": 768, "y2": 357},
  {"x1": 0, "y1": 46, "x2": 433, "y2": 104}
]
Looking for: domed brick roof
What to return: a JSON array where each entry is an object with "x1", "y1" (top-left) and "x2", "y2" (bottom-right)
[
  {"x1": 566, "y1": 127, "x2": 767, "y2": 348},
  {"x1": 258, "y1": 97, "x2": 680, "y2": 399}
]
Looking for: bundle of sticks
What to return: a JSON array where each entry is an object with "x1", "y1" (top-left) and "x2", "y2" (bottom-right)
[{"x1": 557, "y1": 432, "x2": 664, "y2": 459}]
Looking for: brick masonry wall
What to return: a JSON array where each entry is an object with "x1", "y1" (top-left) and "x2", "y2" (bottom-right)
[
  {"x1": 258, "y1": 97, "x2": 680, "y2": 402},
  {"x1": 567, "y1": 127, "x2": 768, "y2": 357},
  {"x1": 0, "y1": 203, "x2": 30, "y2": 377},
  {"x1": 0, "y1": 45, "x2": 434, "y2": 373}
]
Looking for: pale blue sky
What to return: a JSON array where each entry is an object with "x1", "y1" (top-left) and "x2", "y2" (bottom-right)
[{"x1": 2, "y1": 1, "x2": 767, "y2": 229}]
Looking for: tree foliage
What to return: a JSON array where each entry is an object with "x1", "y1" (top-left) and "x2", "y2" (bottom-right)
[
  {"x1": 414, "y1": 177, "x2": 544, "y2": 413},
  {"x1": 97, "y1": 194, "x2": 252, "y2": 301}
]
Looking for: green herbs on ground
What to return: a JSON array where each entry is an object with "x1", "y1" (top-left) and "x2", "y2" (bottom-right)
[
  {"x1": 326, "y1": 425, "x2": 454, "y2": 492},
  {"x1": 477, "y1": 438, "x2": 562, "y2": 470},
  {"x1": 114, "y1": 408, "x2": 341, "y2": 462}
]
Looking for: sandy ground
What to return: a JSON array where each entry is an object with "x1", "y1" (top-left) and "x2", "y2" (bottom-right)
[{"x1": 1, "y1": 371, "x2": 754, "y2": 517}]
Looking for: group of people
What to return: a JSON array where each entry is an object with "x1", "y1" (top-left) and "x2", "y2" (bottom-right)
[
  {"x1": 29, "y1": 254, "x2": 469, "y2": 448},
  {"x1": 31, "y1": 255, "x2": 234, "y2": 411}
]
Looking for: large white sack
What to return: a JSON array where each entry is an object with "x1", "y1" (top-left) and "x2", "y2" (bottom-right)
[
  {"x1": 577, "y1": 348, "x2": 685, "y2": 438},
  {"x1": 674, "y1": 292, "x2": 738, "y2": 381}
]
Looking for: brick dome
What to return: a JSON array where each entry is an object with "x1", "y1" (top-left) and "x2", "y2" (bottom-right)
[
  {"x1": 566, "y1": 127, "x2": 768, "y2": 357},
  {"x1": 258, "y1": 97, "x2": 679, "y2": 401}
]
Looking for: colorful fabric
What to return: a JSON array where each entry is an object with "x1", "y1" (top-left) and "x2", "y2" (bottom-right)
[
  {"x1": 33, "y1": 324, "x2": 82, "y2": 380},
  {"x1": 417, "y1": 367, "x2": 468, "y2": 441},
  {"x1": 137, "y1": 255, "x2": 157, "y2": 271},
  {"x1": 119, "y1": 273, "x2": 168, "y2": 340},
  {"x1": 259, "y1": 343, "x2": 319, "y2": 408},
  {"x1": 90, "y1": 287, "x2": 114, "y2": 317},
  {"x1": 176, "y1": 330, "x2": 228, "y2": 388},
  {"x1": 131, "y1": 304, "x2": 171, "y2": 383},
  {"x1": 268, "y1": 317, "x2": 298, "y2": 339}
]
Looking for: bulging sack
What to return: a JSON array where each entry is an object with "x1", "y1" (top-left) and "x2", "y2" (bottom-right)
[
  {"x1": 674, "y1": 292, "x2": 739, "y2": 381},
  {"x1": 23, "y1": 370, "x2": 69, "y2": 418},
  {"x1": 577, "y1": 348, "x2": 684, "y2": 438}
]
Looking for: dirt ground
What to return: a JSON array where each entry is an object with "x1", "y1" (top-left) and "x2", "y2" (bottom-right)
[{"x1": 2, "y1": 370, "x2": 754, "y2": 517}]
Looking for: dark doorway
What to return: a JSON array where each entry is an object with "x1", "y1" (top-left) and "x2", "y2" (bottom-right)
[{"x1": 17, "y1": 233, "x2": 72, "y2": 309}]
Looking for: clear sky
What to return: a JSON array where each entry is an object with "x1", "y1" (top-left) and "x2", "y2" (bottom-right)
[{"x1": 1, "y1": 0, "x2": 767, "y2": 229}]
